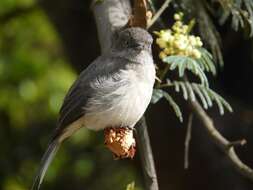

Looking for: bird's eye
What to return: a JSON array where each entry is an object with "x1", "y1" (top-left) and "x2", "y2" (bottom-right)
[{"x1": 125, "y1": 40, "x2": 129, "y2": 46}]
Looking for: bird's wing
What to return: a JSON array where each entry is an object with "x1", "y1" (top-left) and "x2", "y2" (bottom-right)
[{"x1": 53, "y1": 55, "x2": 129, "y2": 138}]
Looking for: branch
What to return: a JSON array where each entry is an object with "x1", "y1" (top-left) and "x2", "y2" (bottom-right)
[
  {"x1": 190, "y1": 100, "x2": 253, "y2": 181},
  {"x1": 147, "y1": 0, "x2": 172, "y2": 29},
  {"x1": 184, "y1": 114, "x2": 193, "y2": 169},
  {"x1": 136, "y1": 117, "x2": 159, "y2": 190},
  {"x1": 228, "y1": 139, "x2": 247, "y2": 148},
  {"x1": 146, "y1": 0, "x2": 165, "y2": 28},
  {"x1": 129, "y1": 0, "x2": 148, "y2": 28},
  {"x1": 92, "y1": 1, "x2": 159, "y2": 189}
]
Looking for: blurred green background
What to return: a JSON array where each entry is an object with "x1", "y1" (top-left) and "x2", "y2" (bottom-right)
[
  {"x1": 2, "y1": 0, "x2": 253, "y2": 190},
  {"x1": 0, "y1": 0, "x2": 142, "y2": 189}
]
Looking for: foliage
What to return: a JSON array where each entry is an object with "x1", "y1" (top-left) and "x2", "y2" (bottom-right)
[
  {"x1": 152, "y1": 12, "x2": 233, "y2": 122},
  {"x1": 163, "y1": 55, "x2": 209, "y2": 86},
  {"x1": 216, "y1": 0, "x2": 253, "y2": 36},
  {"x1": 166, "y1": 80, "x2": 232, "y2": 114},
  {"x1": 152, "y1": 89, "x2": 183, "y2": 122}
]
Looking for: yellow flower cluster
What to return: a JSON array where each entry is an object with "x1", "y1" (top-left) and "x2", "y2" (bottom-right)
[{"x1": 155, "y1": 12, "x2": 203, "y2": 59}]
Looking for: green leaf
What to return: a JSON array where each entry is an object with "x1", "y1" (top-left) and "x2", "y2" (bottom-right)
[
  {"x1": 164, "y1": 80, "x2": 233, "y2": 115},
  {"x1": 151, "y1": 89, "x2": 164, "y2": 104},
  {"x1": 198, "y1": 48, "x2": 217, "y2": 75},
  {"x1": 179, "y1": 81, "x2": 188, "y2": 100},
  {"x1": 217, "y1": 0, "x2": 253, "y2": 36},
  {"x1": 200, "y1": 85, "x2": 213, "y2": 107},
  {"x1": 206, "y1": 88, "x2": 233, "y2": 114},
  {"x1": 192, "y1": 84, "x2": 208, "y2": 109},
  {"x1": 185, "y1": 82, "x2": 196, "y2": 101},
  {"x1": 163, "y1": 55, "x2": 209, "y2": 86},
  {"x1": 174, "y1": 81, "x2": 180, "y2": 92},
  {"x1": 151, "y1": 89, "x2": 183, "y2": 122},
  {"x1": 162, "y1": 91, "x2": 183, "y2": 122}
]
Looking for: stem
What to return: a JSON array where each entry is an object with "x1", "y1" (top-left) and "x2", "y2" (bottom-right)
[
  {"x1": 147, "y1": 0, "x2": 172, "y2": 29},
  {"x1": 186, "y1": 19, "x2": 196, "y2": 34},
  {"x1": 136, "y1": 117, "x2": 159, "y2": 190},
  {"x1": 146, "y1": 0, "x2": 165, "y2": 28},
  {"x1": 155, "y1": 65, "x2": 170, "y2": 88},
  {"x1": 184, "y1": 114, "x2": 193, "y2": 169},
  {"x1": 190, "y1": 100, "x2": 253, "y2": 181}
]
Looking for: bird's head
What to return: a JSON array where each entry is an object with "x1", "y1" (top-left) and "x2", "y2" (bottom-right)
[{"x1": 113, "y1": 27, "x2": 153, "y2": 51}]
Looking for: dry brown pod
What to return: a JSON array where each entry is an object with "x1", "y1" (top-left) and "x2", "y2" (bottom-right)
[{"x1": 104, "y1": 127, "x2": 136, "y2": 159}]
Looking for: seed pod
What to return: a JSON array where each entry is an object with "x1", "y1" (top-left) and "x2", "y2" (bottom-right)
[{"x1": 104, "y1": 127, "x2": 136, "y2": 159}]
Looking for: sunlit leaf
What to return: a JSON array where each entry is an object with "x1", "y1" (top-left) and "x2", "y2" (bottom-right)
[
  {"x1": 163, "y1": 55, "x2": 209, "y2": 86},
  {"x1": 151, "y1": 89, "x2": 164, "y2": 104}
]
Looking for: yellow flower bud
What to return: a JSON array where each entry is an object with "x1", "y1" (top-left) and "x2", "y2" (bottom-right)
[
  {"x1": 196, "y1": 36, "x2": 201, "y2": 41},
  {"x1": 175, "y1": 21, "x2": 183, "y2": 27},
  {"x1": 172, "y1": 24, "x2": 178, "y2": 32},
  {"x1": 189, "y1": 35, "x2": 197, "y2": 46},
  {"x1": 182, "y1": 25, "x2": 188, "y2": 34},
  {"x1": 155, "y1": 12, "x2": 205, "y2": 60},
  {"x1": 164, "y1": 48, "x2": 174, "y2": 55},
  {"x1": 196, "y1": 40, "x2": 203, "y2": 47},
  {"x1": 174, "y1": 13, "x2": 181, "y2": 21},
  {"x1": 160, "y1": 30, "x2": 172, "y2": 41},
  {"x1": 185, "y1": 45, "x2": 193, "y2": 56},
  {"x1": 196, "y1": 37, "x2": 203, "y2": 47},
  {"x1": 156, "y1": 38, "x2": 167, "y2": 48},
  {"x1": 159, "y1": 51, "x2": 167, "y2": 59},
  {"x1": 174, "y1": 39, "x2": 187, "y2": 50},
  {"x1": 192, "y1": 49, "x2": 201, "y2": 59},
  {"x1": 167, "y1": 35, "x2": 174, "y2": 44}
]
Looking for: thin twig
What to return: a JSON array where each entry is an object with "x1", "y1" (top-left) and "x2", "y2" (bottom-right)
[
  {"x1": 190, "y1": 100, "x2": 253, "y2": 181},
  {"x1": 136, "y1": 117, "x2": 159, "y2": 190},
  {"x1": 147, "y1": 0, "x2": 172, "y2": 29},
  {"x1": 147, "y1": 0, "x2": 165, "y2": 28},
  {"x1": 184, "y1": 114, "x2": 193, "y2": 169},
  {"x1": 228, "y1": 139, "x2": 247, "y2": 148}
]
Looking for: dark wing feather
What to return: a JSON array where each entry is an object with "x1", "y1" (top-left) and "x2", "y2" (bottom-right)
[{"x1": 54, "y1": 55, "x2": 129, "y2": 137}]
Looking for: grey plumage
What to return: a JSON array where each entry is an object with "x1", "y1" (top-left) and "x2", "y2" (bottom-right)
[
  {"x1": 31, "y1": 27, "x2": 155, "y2": 190},
  {"x1": 58, "y1": 56, "x2": 131, "y2": 130},
  {"x1": 31, "y1": 140, "x2": 60, "y2": 190}
]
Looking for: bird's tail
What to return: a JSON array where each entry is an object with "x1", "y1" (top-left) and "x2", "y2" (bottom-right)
[{"x1": 31, "y1": 139, "x2": 61, "y2": 190}]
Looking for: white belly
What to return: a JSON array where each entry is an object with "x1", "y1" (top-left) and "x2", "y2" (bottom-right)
[{"x1": 84, "y1": 63, "x2": 155, "y2": 131}]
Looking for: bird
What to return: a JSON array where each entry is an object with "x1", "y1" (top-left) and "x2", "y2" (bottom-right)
[{"x1": 31, "y1": 27, "x2": 156, "y2": 190}]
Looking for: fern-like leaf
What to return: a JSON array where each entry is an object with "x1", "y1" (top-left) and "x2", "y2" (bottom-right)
[
  {"x1": 151, "y1": 89, "x2": 183, "y2": 122},
  {"x1": 162, "y1": 91, "x2": 183, "y2": 122},
  {"x1": 217, "y1": 0, "x2": 253, "y2": 36},
  {"x1": 163, "y1": 55, "x2": 209, "y2": 86},
  {"x1": 165, "y1": 80, "x2": 233, "y2": 115},
  {"x1": 151, "y1": 88, "x2": 164, "y2": 104},
  {"x1": 197, "y1": 48, "x2": 217, "y2": 75}
]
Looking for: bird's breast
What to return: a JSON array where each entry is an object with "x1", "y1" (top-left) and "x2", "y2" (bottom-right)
[{"x1": 84, "y1": 54, "x2": 155, "y2": 131}]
